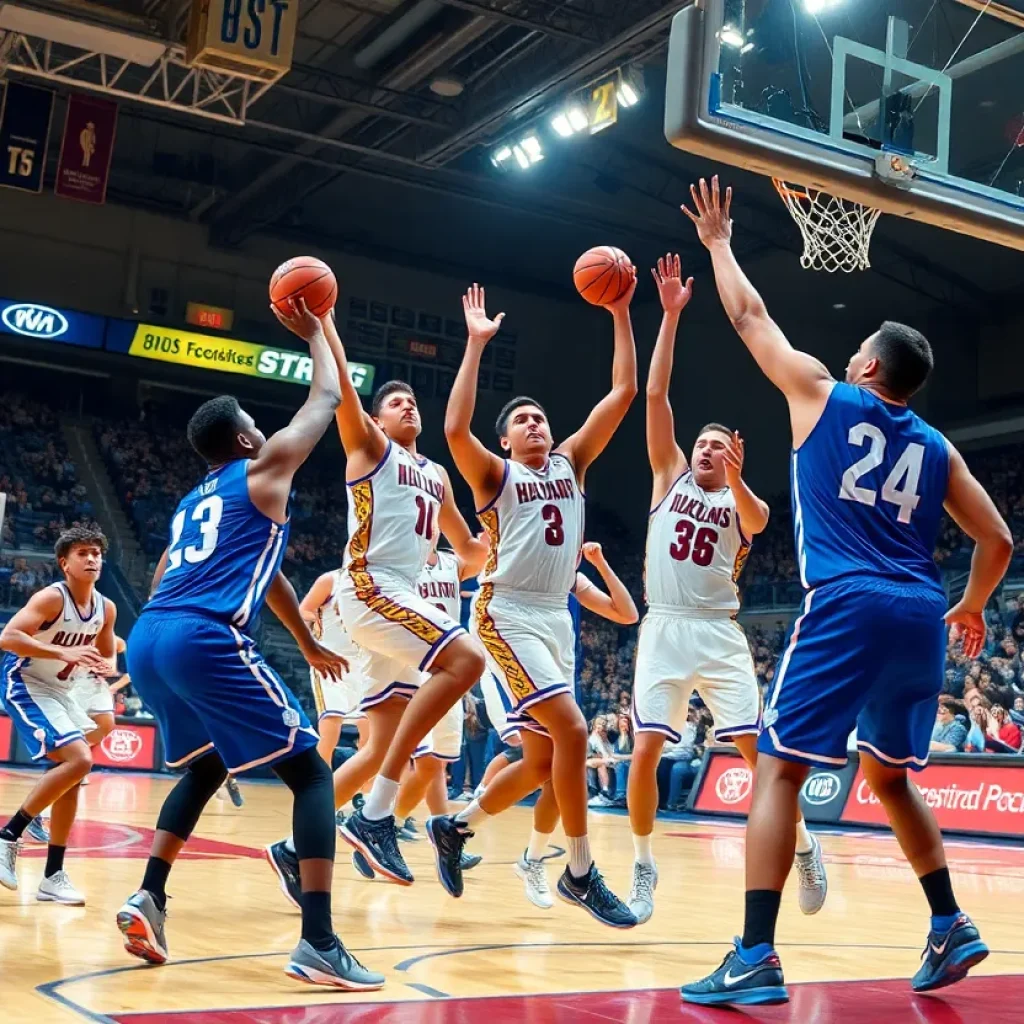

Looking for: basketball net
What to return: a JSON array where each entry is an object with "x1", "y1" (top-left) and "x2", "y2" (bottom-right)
[{"x1": 772, "y1": 179, "x2": 882, "y2": 272}]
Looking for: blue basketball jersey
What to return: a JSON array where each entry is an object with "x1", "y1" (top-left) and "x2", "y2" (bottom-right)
[
  {"x1": 791, "y1": 382, "x2": 949, "y2": 591},
  {"x1": 146, "y1": 459, "x2": 289, "y2": 627}
]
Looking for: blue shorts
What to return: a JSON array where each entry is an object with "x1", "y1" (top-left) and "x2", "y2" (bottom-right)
[
  {"x1": 758, "y1": 577, "x2": 947, "y2": 772},
  {"x1": 127, "y1": 611, "x2": 317, "y2": 774}
]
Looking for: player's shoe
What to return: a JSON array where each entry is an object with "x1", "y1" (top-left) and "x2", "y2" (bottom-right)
[
  {"x1": 335, "y1": 809, "x2": 347, "y2": 829},
  {"x1": 396, "y1": 819, "x2": 422, "y2": 842},
  {"x1": 0, "y1": 837, "x2": 19, "y2": 890},
  {"x1": 285, "y1": 937, "x2": 385, "y2": 991},
  {"x1": 225, "y1": 777, "x2": 245, "y2": 808},
  {"x1": 37, "y1": 870, "x2": 85, "y2": 906},
  {"x1": 264, "y1": 840, "x2": 302, "y2": 909},
  {"x1": 680, "y1": 940, "x2": 788, "y2": 1006},
  {"x1": 26, "y1": 816, "x2": 50, "y2": 844},
  {"x1": 514, "y1": 853, "x2": 553, "y2": 909},
  {"x1": 461, "y1": 851, "x2": 483, "y2": 871},
  {"x1": 628, "y1": 861, "x2": 658, "y2": 924},
  {"x1": 426, "y1": 814, "x2": 473, "y2": 897},
  {"x1": 351, "y1": 793, "x2": 365, "y2": 812},
  {"x1": 556, "y1": 865, "x2": 637, "y2": 929},
  {"x1": 795, "y1": 834, "x2": 827, "y2": 915},
  {"x1": 116, "y1": 890, "x2": 169, "y2": 965},
  {"x1": 911, "y1": 913, "x2": 989, "y2": 992},
  {"x1": 339, "y1": 810, "x2": 413, "y2": 885},
  {"x1": 352, "y1": 850, "x2": 375, "y2": 879},
  {"x1": 403, "y1": 816, "x2": 420, "y2": 835}
]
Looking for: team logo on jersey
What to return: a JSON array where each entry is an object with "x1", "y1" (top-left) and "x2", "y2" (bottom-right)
[
  {"x1": 282, "y1": 707, "x2": 301, "y2": 728},
  {"x1": 101, "y1": 728, "x2": 144, "y2": 763},
  {"x1": 761, "y1": 707, "x2": 778, "y2": 728},
  {"x1": 716, "y1": 766, "x2": 753, "y2": 805},
  {"x1": 1, "y1": 303, "x2": 69, "y2": 339},
  {"x1": 801, "y1": 772, "x2": 843, "y2": 806}
]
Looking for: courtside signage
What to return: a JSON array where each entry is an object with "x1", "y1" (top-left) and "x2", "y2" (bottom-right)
[
  {"x1": 0, "y1": 297, "x2": 105, "y2": 348},
  {"x1": 127, "y1": 324, "x2": 375, "y2": 395}
]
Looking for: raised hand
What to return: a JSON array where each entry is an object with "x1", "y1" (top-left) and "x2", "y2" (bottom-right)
[
  {"x1": 270, "y1": 296, "x2": 326, "y2": 344},
  {"x1": 945, "y1": 603, "x2": 986, "y2": 659},
  {"x1": 463, "y1": 283, "x2": 506, "y2": 344},
  {"x1": 651, "y1": 252, "x2": 694, "y2": 314},
  {"x1": 605, "y1": 263, "x2": 638, "y2": 313},
  {"x1": 681, "y1": 175, "x2": 733, "y2": 249},
  {"x1": 722, "y1": 431, "x2": 745, "y2": 488},
  {"x1": 582, "y1": 541, "x2": 606, "y2": 565},
  {"x1": 300, "y1": 636, "x2": 349, "y2": 682}
]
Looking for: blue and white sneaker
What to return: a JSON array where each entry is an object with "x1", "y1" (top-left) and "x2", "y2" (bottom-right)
[
  {"x1": 26, "y1": 816, "x2": 50, "y2": 844},
  {"x1": 285, "y1": 937, "x2": 385, "y2": 990},
  {"x1": 911, "y1": 913, "x2": 989, "y2": 992},
  {"x1": 264, "y1": 840, "x2": 302, "y2": 909},
  {"x1": 680, "y1": 940, "x2": 788, "y2": 1006},
  {"x1": 426, "y1": 814, "x2": 472, "y2": 897},
  {"x1": 116, "y1": 890, "x2": 168, "y2": 965},
  {"x1": 339, "y1": 810, "x2": 413, "y2": 885},
  {"x1": 556, "y1": 865, "x2": 636, "y2": 929}
]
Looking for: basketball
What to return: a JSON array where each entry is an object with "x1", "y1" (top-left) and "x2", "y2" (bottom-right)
[
  {"x1": 269, "y1": 256, "x2": 338, "y2": 317},
  {"x1": 573, "y1": 246, "x2": 632, "y2": 306}
]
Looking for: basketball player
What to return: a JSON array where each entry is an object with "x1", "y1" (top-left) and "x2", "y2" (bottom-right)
[
  {"x1": 626, "y1": 254, "x2": 826, "y2": 925},
  {"x1": 299, "y1": 313, "x2": 487, "y2": 887},
  {"x1": 0, "y1": 525, "x2": 116, "y2": 905},
  {"x1": 680, "y1": 178, "x2": 1010, "y2": 1005},
  {"x1": 428, "y1": 281, "x2": 639, "y2": 926},
  {"x1": 116, "y1": 299, "x2": 384, "y2": 991}
]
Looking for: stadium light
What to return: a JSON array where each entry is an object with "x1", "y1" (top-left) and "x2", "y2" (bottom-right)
[
  {"x1": 551, "y1": 114, "x2": 573, "y2": 138},
  {"x1": 550, "y1": 106, "x2": 589, "y2": 138},
  {"x1": 568, "y1": 106, "x2": 588, "y2": 132},
  {"x1": 804, "y1": 0, "x2": 841, "y2": 12},
  {"x1": 617, "y1": 81, "x2": 639, "y2": 108},
  {"x1": 720, "y1": 24, "x2": 745, "y2": 48},
  {"x1": 490, "y1": 145, "x2": 513, "y2": 169},
  {"x1": 519, "y1": 135, "x2": 544, "y2": 164}
]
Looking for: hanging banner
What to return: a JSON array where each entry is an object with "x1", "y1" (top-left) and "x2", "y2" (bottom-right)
[
  {"x1": 0, "y1": 81, "x2": 55, "y2": 193},
  {"x1": 55, "y1": 93, "x2": 118, "y2": 204}
]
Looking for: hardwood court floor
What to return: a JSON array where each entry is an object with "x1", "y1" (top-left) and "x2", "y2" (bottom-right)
[{"x1": 3, "y1": 767, "x2": 1024, "y2": 1023}]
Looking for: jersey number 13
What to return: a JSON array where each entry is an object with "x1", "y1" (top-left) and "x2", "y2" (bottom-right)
[{"x1": 167, "y1": 495, "x2": 224, "y2": 569}]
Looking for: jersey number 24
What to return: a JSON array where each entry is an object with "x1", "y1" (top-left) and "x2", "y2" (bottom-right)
[
  {"x1": 839, "y1": 423, "x2": 924, "y2": 524},
  {"x1": 167, "y1": 495, "x2": 223, "y2": 569}
]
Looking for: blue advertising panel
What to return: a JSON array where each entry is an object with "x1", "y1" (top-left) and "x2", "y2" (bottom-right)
[{"x1": 0, "y1": 297, "x2": 106, "y2": 349}]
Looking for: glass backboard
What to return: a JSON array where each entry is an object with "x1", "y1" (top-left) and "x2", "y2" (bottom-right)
[{"x1": 665, "y1": 0, "x2": 1024, "y2": 250}]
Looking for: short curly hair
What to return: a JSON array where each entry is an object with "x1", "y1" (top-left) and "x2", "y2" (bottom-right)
[{"x1": 55, "y1": 524, "x2": 108, "y2": 562}]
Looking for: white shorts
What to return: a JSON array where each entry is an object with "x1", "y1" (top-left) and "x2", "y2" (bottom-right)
[
  {"x1": 73, "y1": 675, "x2": 115, "y2": 715},
  {"x1": 480, "y1": 670, "x2": 519, "y2": 742},
  {"x1": 632, "y1": 611, "x2": 760, "y2": 743},
  {"x1": 414, "y1": 697, "x2": 464, "y2": 761},
  {"x1": 340, "y1": 568, "x2": 465, "y2": 708},
  {"x1": 4, "y1": 676, "x2": 96, "y2": 760},
  {"x1": 310, "y1": 669, "x2": 367, "y2": 722},
  {"x1": 473, "y1": 588, "x2": 574, "y2": 738}
]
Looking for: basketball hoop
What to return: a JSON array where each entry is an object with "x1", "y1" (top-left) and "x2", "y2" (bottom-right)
[{"x1": 772, "y1": 179, "x2": 882, "y2": 273}]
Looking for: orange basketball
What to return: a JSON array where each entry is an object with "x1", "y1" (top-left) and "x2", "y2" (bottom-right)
[
  {"x1": 269, "y1": 256, "x2": 337, "y2": 318},
  {"x1": 573, "y1": 246, "x2": 632, "y2": 306}
]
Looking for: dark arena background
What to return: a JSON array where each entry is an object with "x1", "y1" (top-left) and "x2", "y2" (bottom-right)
[{"x1": 1, "y1": 0, "x2": 1023, "y2": 1020}]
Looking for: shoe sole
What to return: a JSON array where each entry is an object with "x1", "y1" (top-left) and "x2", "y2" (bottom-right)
[
  {"x1": 462, "y1": 856, "x2": 482, "y2": 871},
  {"x1": 628, "y1": 902, "x2": 654, "y2": 925},
  {"x1": 338, "y1": 822, "x2": 413, "y2": 886},
  {"x1": 514, "y1": 862, "x2": 553, "y2": 910},
  {"x1": 263, "y1": 845, "x2": 301, "y2": 910},
  {"x1": 425, "y1": 817, "x2": 463, "y2": 898},
  {"x1": 681, "y1": 986, "x2": 790, "y2": 1006},
  {"x1": 912, "y1": 943, "x2": 990, "y2": 993},
  {"x1": 285, "y1": 961, "x2": 385, "y2": 991},
  {"x1": 116, "y1": 905, "x2": 168, "y2": 965},
  {"x1": 37, "y1": 891, "x2": 85, "y2": 906},
  {"x1": 556, "y1": 882, "x2": 637, "y2": 929},
  {"x1": 352, "y1": 851, "x2": 376, "y2": 880},
  {"x1": 0, "y1": 874, "x2": 17, "y2": 892}
]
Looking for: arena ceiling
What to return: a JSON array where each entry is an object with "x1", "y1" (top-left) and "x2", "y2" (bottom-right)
[{"x1": 0, "y1": 0, "x2": 1019, "y2": 311}]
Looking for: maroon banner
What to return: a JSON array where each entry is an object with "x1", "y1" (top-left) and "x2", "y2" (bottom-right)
[
  {"x1": 93, "y1": 723, "x2": 158, "y2": 771},
  {"x1": 692, "y1": 751, "x2": 754, "y2": 815},
  {"x1": 0, "y1": 713, "x2": 11, "y2": 760},
  {"x1": 55, "y1": 93, "x2": 117, "y2": 204},
  {"x1": 843, "y1": 762, "x2": 1024, "y2": 837}
]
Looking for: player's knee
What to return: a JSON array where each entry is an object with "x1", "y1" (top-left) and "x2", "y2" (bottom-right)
[
  {"x1": 188, "y1": 749, "x2": 229, "y2": 796},
  {"x1": 632, "y1": 733, "x2": 664, "y2": 770},
  {"x1": 63, "y1": 743, "x2": 93, "y2": 778},
  {"x1": 92, "y1": 715, "x2": 115, "y2": 740},
  {"x1": 448, "y1": 636, "x2": 485, "y2": 683},
  {"x1": 552, "y1": 712, "x2": 588, "y2": 754}
]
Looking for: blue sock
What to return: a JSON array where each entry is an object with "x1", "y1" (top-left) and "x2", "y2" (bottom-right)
[
  {"x1": 737, "y1": 940, "x2": 774, "y2": 965},
  {"x1": 931, "y1": 912, "x2": 961, "y2": 935}
]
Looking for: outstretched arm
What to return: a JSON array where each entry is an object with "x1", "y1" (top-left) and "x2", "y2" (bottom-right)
[
  {"x1": 437, "y1": 468, "x2": 488, "y2": 577},
  {"x1": 248, "y1": 300, "x2": 342, "y2": 521},
  {"x1": 574, "y1": 543, "x2": 639, "y2": 625},
  {"x1": 944, "y1": 443, "x2": 1013, "y2": 658},
  {"x1": 444, "y1": 284, "x2": 507, "y2": 507},
  {"x1": 647, "y1": 253, "x2": 693, "y2": 488},
  {"x1": 299, "y1": 571, "x2": 335, "y2": 630},
  {"x1": 558, "y1": 266, "x2": 639, "y2": 483},
  {"x1": 722, "y1": 432, "x2": 770, "y2": 536},
  {"x1": 266, "y1": 571, "x2": 347, "y2": 681},
  {"x1": 682, "y1": 177, "x2": 832, "y2": 405}
]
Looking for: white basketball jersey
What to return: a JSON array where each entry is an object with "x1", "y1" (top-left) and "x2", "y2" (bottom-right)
[
  {"x1": 417, "y1": 550, "x2": 462, "y2": 622},
  {"x1": 345, "y1": 441, "x2": 446, "y2": 587},
  {"x1": 645, "y1": 470, "x2": 750, "y2": 612},
  {"x1": 479, "y1": 453, "x2": 584, "y2": 597},
  {"x1": 18, "y1": 583, "x2": 107, "y2": 689},
  {"x1": 315, "y1": 570, "x2": 353, "y2": 654}
]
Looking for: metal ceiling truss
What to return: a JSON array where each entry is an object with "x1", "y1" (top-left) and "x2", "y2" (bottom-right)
[{"x1": 434, "y1": 0, "x2": 604, "y2": 42}]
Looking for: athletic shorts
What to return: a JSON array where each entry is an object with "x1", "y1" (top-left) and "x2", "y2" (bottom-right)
[
  {"x1": 414, "y1": 696, "x2": 464, "y2": 761},
  {"x1": 759, "y1": 578, "x2": 947, "y2": 771},
  {"x1": 339, "y1": 567, "x2": 465, "y2": 707},
  {"x1": 632, "y1": 610, "x2": 760, "y2": 743},
  {"x1": 480, "y1": 669, "x2": 519, "y2": 742},
  {"x1": 73, "y1": 675, "x2": 115, "y2": 715},
  {"x1": 472, "y1": 588, "x2": 574, "y2": 738},
  {"x1": 1, "y1": 660, "x2": 95, "y2": 760},
  {"x1": 127, "y1": 610, "x2": 317, "y2": 774},
  {"x1": 310, "y1": 669, "x2": 367, "y2": 723}
]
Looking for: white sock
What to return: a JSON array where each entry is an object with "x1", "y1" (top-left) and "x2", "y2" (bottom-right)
[
  {"x1": 284, "y1": 836, "x2": 295, "y2": 855},
  {"x1": 455, "y1": 799, "x2": 490, "y2": 829},
  {"x1": 567, "y1": 835, "x2": 592, "y2": 879},
  {"x1": 632, "y1": 832, "x2": 654, "y2": 866},
  {"x1": 795, "y1": 817, "x2": 814, "y2": 855},
  {"x1": 363, "y1": 776, "x2": 400, "y2": 821},
  {"x1": 526, "y1": 829, "x2": 553, "y2": 863}
]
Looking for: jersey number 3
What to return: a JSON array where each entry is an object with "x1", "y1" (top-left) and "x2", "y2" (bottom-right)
[
  {"x1": 839, "y1": 422, "x2": 924, "y2": 524},
  {"x1": 167, "y1": 495, "x2": 224, "y2": 569}
]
